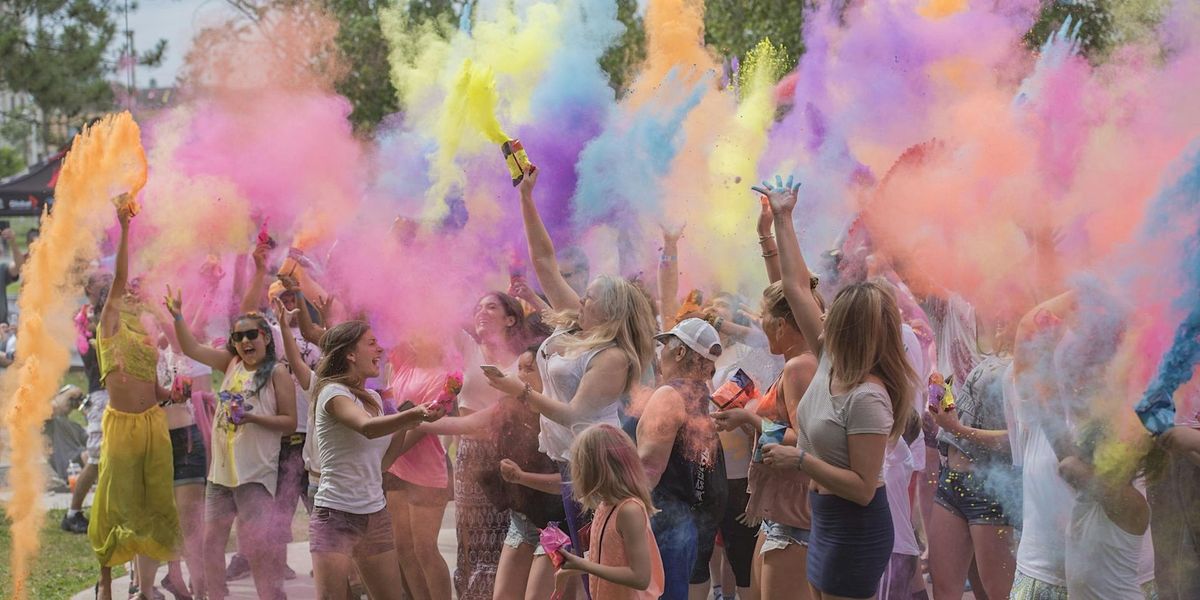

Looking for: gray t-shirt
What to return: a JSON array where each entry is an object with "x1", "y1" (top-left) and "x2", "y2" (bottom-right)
[
  {"x1": 937, "y1": 354, "x2": 1012, "y2": 464},
  {"x1": 796, "y1": 356, "x2": 894, "y2": 484}
]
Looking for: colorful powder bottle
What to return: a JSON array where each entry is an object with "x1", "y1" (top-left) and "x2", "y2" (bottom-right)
[
  {"x1": 927, "y1": 372, "x2": 955, "y2": 412},
  {"x1": 501, "y1": 139, "x2": 533, "y2": 187}
]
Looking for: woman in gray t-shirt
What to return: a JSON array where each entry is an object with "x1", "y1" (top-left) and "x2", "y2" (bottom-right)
[{"x1": 753, "y1": 176, "x2": 916, "y2": 599}]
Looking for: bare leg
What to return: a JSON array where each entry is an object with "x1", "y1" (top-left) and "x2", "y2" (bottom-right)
[
  {"x1": 927, "y1": 504, "x2": 973, "y2": 600},
  {"x1": 760, "y1": 543, "x2": 811, "y2": 600},
  {"x1": 525, "y1": 555, "x2": 557, "y2": 600},
  {"x1": 170, "y1": 483, "x2": 206, "y2": 596},
  {"x1": 134, "y1": 555, "x2": 160, "y2": 598},
  {"x1": 312, "y1": 552, "x2": 353, "y2": 600},
  {"x1": 355, "y1": 550, "x2": 409, "y2": 600},
  {"x1": 72, "y1": 463, "x2": 98, "y2": 512},
  {"x1": 98, "y1": 565, "x2": 114, "y2": 600},
  {"x1": 388, "y1": 491, "x2": 432, "y2": 599},
  {"x1": 969, "y1": 525, "x2": 1015, "y2": 600},
  {"x1": 494, "y1": 543, "x2": 535, "y2": 600},
  {"x1": 411, "y1": 503, "x2": 452, "y2": 600},
  {"x1": 204, "y1": 511, "x2": 236, "y2": 600},
  {"x1": 746, "y1": 531, "x2": 767, "y2": 600}
]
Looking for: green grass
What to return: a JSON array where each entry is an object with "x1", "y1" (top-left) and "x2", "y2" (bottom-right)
[{"x1": 0, "y1": 509, "x2": 125, "y2": 598}]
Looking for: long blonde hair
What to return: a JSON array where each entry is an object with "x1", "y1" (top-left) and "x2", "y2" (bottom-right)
[
  {"x1": 823, "y1": 281, "x2": 915, "y2": 440},
  {"x1": 569, "y1": 424, "x2": 657, "y2": 513},
  {"x1": 314, "y1": 321, "x2": 381, "y2": 417},
  {"x1": 549, "y1": 275, "x2": 656, "y2": 392}
]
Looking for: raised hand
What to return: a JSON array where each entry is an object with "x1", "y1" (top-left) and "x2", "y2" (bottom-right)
[
  {"x1": 272, "y1": 296, "x2": 299, "y2": 324},
  {"x1": 163, "y1": 285, "x2": 184, "y2": 320},
  {"x1": 518, "y1": 163, "x2": 539, "y2": 197},
  {"x1": 661, "y1": 221, "x2": 686, "y2": 245},
  {"x1": 252, "y1": 243, "x2": 269, "y2": 272},
  {"x1": 751, "y1": 174, "x2": 801, "y2": 215},
  {"x1": 756, "y1": 195, "x2": 773, "y2": 236}
]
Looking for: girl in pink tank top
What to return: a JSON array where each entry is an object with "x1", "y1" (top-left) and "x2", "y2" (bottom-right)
[{"x1": 551, "y1": 424, "x2": 665, "y2": 600}]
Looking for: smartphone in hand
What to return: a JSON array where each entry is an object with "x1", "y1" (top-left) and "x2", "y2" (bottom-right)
[{"x1": 480, "y1": 365, "x2": 505, "y2": 378}]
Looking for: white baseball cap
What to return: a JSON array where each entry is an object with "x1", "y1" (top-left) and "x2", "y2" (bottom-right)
[{"x1": 655, "y1": 318, "x2": 723, "y2": 362}]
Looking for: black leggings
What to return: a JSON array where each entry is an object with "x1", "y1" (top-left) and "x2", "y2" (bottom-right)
[{"x1": 694, "y1": 477, "x2": 756, "y2": 588}]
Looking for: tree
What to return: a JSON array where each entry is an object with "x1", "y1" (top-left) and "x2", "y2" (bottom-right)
[
  {"x1": 1024, "y1": 0, "x2": 1167, "y2": 61},
  {"x1": 0, "y1": 147, "x2": 24, "y2": 179},
  {"x1": 599, "y1": 0, "x2": 646, "y2": 95},
  {"x1": 703, "y1": 0, "x2": 807, "y2": 64},
  {"x1": 0, "y1": 1, "x2": 164, "y2": 149}
]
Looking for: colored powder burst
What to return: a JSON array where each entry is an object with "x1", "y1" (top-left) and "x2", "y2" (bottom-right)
[
  {"x1": 1136, "y1": 142, "x2": 1200, "y2": 434},
  {"x1": 918, "y1": 0, "x2": 968, "y2": 20},
  {"x1": 702, "y1": 38, "x2": 789, "y2": 290},
  {"x1": 0, "y1": 112, "x2": 143, "y2": 599}
]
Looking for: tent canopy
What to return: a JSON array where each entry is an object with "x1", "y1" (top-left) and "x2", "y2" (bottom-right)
[{"x1": 0, "y1": 150, "x2": 61, "y2": 218}]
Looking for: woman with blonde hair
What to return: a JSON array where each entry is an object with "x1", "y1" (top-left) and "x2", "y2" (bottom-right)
[
  {"x1": 754, "y1": 176, "x2": 916, "y2": 600},
  {"x1": 483, "y1": 163, "x2": 657, "y2": 596}
]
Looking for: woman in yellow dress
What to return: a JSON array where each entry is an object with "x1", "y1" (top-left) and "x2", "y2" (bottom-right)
[{"x1": 89, "y1": 200, "x2": 180, "y2": 600}]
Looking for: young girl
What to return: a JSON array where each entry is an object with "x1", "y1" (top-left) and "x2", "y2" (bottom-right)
[{"x1": 553, "y1": 424, "x2": 665, "y2": 600}]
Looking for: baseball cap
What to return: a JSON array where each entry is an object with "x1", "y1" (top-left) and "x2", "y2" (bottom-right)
[{"x1": 655, "y1": 317, "x2": 723, "y2": 362}]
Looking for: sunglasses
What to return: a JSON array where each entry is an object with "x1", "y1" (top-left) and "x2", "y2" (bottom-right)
[{"x1": 230, "y1": 329, "x2": 262, "y2": 343}]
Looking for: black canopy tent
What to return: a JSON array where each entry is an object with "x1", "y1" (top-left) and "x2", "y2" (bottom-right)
[{"x1": 0, "y1": 150, "x2": 61, "y2": 218}]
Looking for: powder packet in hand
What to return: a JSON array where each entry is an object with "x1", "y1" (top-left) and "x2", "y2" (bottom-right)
[
  {"x1": 540, "y1": 522, "x2": 572, "y2": 569},
  {"x1": 753, "y1": 420, "x2": 788, "y2": 463},
  {"x1": 712, "y1": 368, "x2": 758, "y2": 411},
  {"x1": 502, "y1": 139, "x2": 533, "y2": 187}
]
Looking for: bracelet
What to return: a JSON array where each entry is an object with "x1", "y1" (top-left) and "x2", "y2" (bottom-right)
[
  {"x1": 712, "y1": 316, "x2": 725, "y2": 332},
  {"x1": 758, "y1": 234, "x2": 775, "y2": 242},
  {"x1": 660, "y1": 254, "x2": 677, "y2": 262},
  {"x1": 796, "y1": 448, "x2": 807, "y2": 471},
  {"x1": 173, "y1": 313, "x2": 184, "y2": 322},
  {"x1": 761, "y1": 251, "x2": 779, "y2": 258}
]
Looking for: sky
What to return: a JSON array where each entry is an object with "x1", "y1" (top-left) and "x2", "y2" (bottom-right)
[{"x1": 119, "y1": 0, "x2": 226, "y2": 87}]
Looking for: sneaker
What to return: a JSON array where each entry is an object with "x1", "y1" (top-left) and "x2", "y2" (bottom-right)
[
  {"x1": 283, "y1": 565, "x2": 297, "y2": 581},
  {"x1": 225, "y1": 554, "x2": 251, "y2": 582},
  {"x1": 60, "y1": 512, "x2": 89, "y2": 534}
]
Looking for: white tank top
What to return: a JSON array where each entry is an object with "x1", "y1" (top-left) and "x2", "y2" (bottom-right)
[
  {"x1": 1065, "y1": 492, "x2": 1150, "y2": 599},
  {"x1": 537, "y1": 329, "x2": 621, "y2": 462}
]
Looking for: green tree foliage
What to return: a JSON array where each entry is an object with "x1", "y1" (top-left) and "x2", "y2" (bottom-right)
[
  {"x1": 1024, "y1": 0, "x2": 1167, "y2": 61},
  {"x1": 599, "y1": 0, "x2": 646, "y2": 95},
  {"x1": 0, "y1": 147, "x2": 25, "y2": 179},
  {"x1": 703, "y1": 0, "x2": 807, "y2": 63}
]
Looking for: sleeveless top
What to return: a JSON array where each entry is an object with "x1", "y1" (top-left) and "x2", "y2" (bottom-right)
[
  {"x1": 589, "y1": 498, "x2": 665, "y2": 600},
  {"x1": 746, "y1": 378, "x2": 812, "y2": 528},
  {"x1": 627, "y1": 379, "x2": 726, "y2": 513},
  {"x1": 97, "y1": 309, "x2": 157, "y2": 384},
  {"x1": 538, "y1": 329, "x2": 621, "y2": 462},
  {"x1": 210, "y1": 359, "x2": 281, "y2": 492}
]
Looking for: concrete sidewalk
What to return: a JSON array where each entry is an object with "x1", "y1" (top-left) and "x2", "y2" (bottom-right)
[{"x1": 71, "y1": 505, "x2": 459, "y2": 600}]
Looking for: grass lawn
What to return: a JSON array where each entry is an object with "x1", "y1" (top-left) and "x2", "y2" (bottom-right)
[{"x1": 0, "y1": 509, "x2": 123, "y2": 598}]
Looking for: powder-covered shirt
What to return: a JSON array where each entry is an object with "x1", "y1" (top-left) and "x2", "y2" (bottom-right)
[
  {"x1": 795, "y1": 356, "x2": 894, "y2": 484},
  {"x1": 938, "y1": 355, "x2": 1013, "y2": 464},
  {"x1": 210, "y1": 359, "x2": 281, "y2": 491}
]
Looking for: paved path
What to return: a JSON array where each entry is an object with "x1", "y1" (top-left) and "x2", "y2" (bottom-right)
[{"x1": 71, "y1": 505, "x2": 459, "y2": 600}]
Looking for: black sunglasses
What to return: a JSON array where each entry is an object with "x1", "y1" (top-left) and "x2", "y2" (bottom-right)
[{"x1": 230, "y1": 329, "x2": 262, "y2": 343}]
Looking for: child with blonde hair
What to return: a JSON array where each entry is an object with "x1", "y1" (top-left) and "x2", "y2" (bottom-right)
[{"x1": 552, "y1": 424, "x2": 665, "y2": 600}]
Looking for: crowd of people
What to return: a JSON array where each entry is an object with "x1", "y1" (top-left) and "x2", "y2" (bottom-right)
[{"x1": 55, "y1": 163, "x2": 1200, "y2": 600}]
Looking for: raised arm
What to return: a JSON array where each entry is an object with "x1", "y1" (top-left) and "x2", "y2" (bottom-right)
[
  {"x1": 757, "y1": 197, "x2": 782, "y2": 283},
  {"x1": 658, "y1": 225, "x2": 683, "y2": 330},
  {"x1": 273, "y1": 297, "x2": 313, "y2": 390},
  {"x1": 754, "y1": 177, "x2": 824, "y2": 356},
  {"x1": 99, "y1": 202, "x2": 136, "y2": 338},
  {"x1": 239, "y1": 243, "x2": 270, "y2": 314},
  {"x1": 518, "y1": 165, "x2": 581, "y2": 312},
  {"x1": 3, "y1": 228, "x2": 24, "y2": 279},
  {"x1": 165, "y1": 286, "x2": 234, "y2": 371}
]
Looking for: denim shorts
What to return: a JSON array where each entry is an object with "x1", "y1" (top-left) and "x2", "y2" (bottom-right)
[
  {"x1": 760, "y1": 519, "x2": 810, "y2": 553},
  {"x1": 169, "y1": 424, "x2": 207, "y2": 486},
  {"x1": 503, "y1": 510, "x2": 547, "y2": 556},
  {"x1": 309, "y1": 506, "x2": 394, "y2": 559},
  {"x1": 934, "y1": 466, "x2": 1010, "y2": 526}
]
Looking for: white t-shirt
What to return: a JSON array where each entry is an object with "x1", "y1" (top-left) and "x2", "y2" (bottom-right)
[
  {"x1": 314, "y1": 383, "x2": 390, "y2": 514},
  {"x1": 1014, "y1": 424, "x2": 1073, "y2": 585},
  {"x1": 884, "y1": 438, "x2": 920, "y2": 556}
]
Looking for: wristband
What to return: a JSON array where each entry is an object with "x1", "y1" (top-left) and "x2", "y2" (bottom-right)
[
  {"x1": 173, "y1": 313, "x2": 184, "y2": 322},
  {"x1": 796, "y1": 448, "x2": 807, "y2": 471}
]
